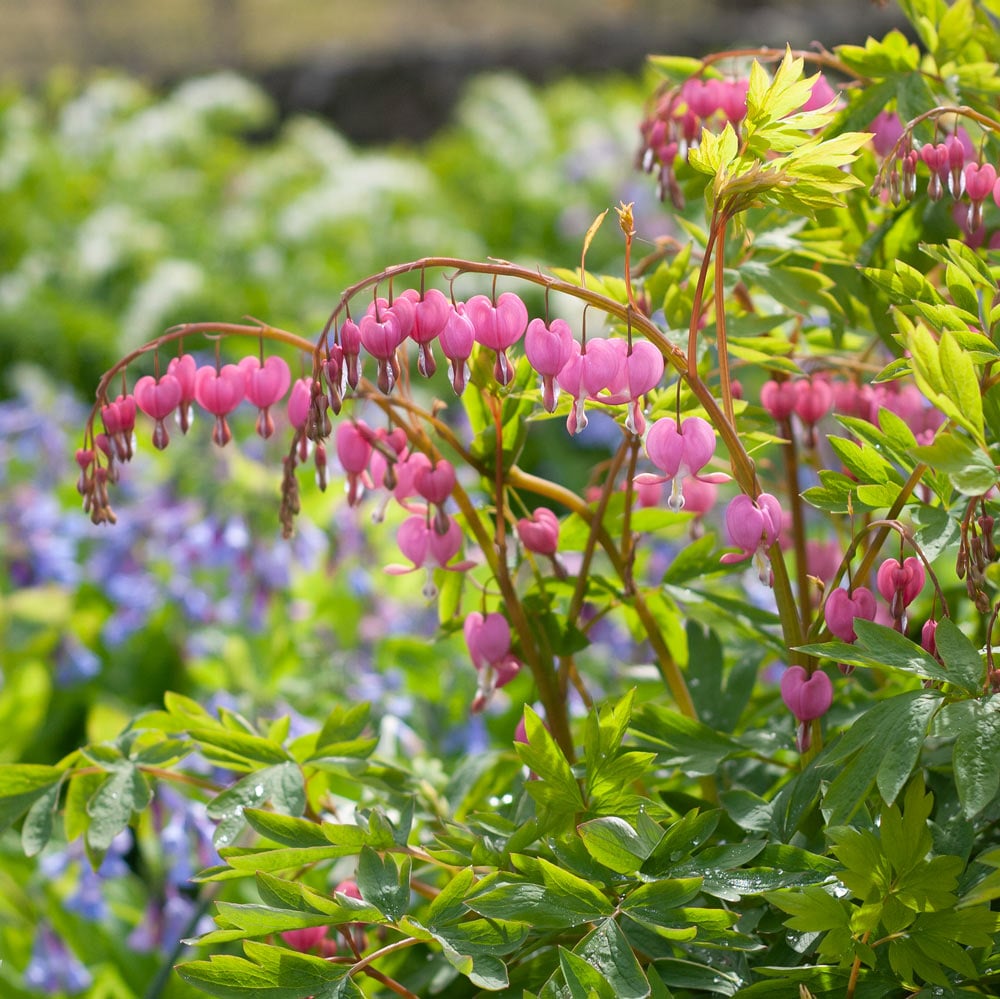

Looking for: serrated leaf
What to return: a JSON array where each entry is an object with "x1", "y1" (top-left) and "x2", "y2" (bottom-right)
[
  {"x1": 578, "y1": 817, "x2": 653, "y2": 874},
  {"x1": 574, "y1": 919, "x2": 650, "y2": 999},
  {"x1": 357, "y1": 846, "x2": 410, "y2": 921},
  {"x1": 86, "y1": 764, "x2": 149, "y2": 854},
  {"x1": 622, "y1": 878, "x2": 704, "y2": 925},
  {"x1": 208, "y1": 762, "x2": 306, "y2": 849},
  {"x1": 515, "y1": 706, "x2": 585, "y2": 817},
  {"x1": 953, "y1": 700, "x2": 1000, "y2": 818},
  {"x1": 0, "y1": 764, "x2": 63, "y2": 835},
  {"x1": 938, "y1": 330, "x2": 984, "y2": 443},
  {"x1": 467, "y1": 857, "x2": 613, "y2": 928},
  {"x1": 177, "y1": 943, "x2": 350, "y2": 997}
]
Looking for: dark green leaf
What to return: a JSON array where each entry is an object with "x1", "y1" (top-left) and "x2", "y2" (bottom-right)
[
  {"x1": 953, "y1": 699, "x2": 1000, "y2": 818},
  {"x1": 574, "y1": 919, "x2": 650, "y2": 999},
  {"x1": 357, "y1": 846, "x2": 410, "y2": 921}
]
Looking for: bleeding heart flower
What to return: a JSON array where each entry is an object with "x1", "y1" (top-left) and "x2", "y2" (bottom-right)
[
  {"x1": 516, "y1": 507, "x2": 560, "y2": 556},
  {"x1": 824, "y1": 586, "x2": 877, "y2": 643},
  {"x1": 721, "y1": 492, "x2": 783, "y2": 584},
  {"x1": 464, "y1": 292, "x2": 529, "y2": 385},
  {"x1": 439, "y1": 304, "x2": 476, "y2": 395},
  {"x1": 921, "y1": 618, "x2": 938, "y2": 657},
  {"x1": 240, "y1": 355, "x2": 292, "y2": 438},
  {"x1": 100, "y1": 394, "x2": 137, "y2": 462},
  {"x1": 134, "y1": 374, "x2": 182, "y2": 421},
  {"x1": 386, "y1": 514, "x2": 475, "y2": 598},
  {"x1": 166, "y1": 354, "x2": 197, "y2": 433},
  {"x1": 636, "y1": 416, "x2": 728, "y2": 511},
  {"x1": 134, "y1": 374, "x2": 182, "y2": 450},
  {"x1": 525, "y1": 317, "x2": 575, "y2": 411},
  {"x1": 412, "y1": 456, "x2": 456, "y2": 507},
  {"x1": 780, "y1": 665, "x2": 833, "y2": 722},
  {"x1": 760, "y1": 379, "x2": 799, "y2": 421},
  {"x1": 793, "y1": 377, "x2": 834, "y2": 430},
  {"x1": 359, "y1": 310, "x2": 405, "y2": 394},
  {"x1": 407, "y1": 288, "x2": 452, "y2": 377},
  {"x1": 336, "y1": 420, "x2": 374, "y2": 507},
  {"x1": 194, "y1": 364, "x2": 246, "y2": 447},
  {"x1": 280, "y1": 926, "x2": 328, "y2": 953},
  {"x1": 464, "y1": 611, "x2": 522, "y2": 712},
  {"x1": 876, "y1": 556, "x2": 925, "y2": 626},
  {"x1": 340, "y1": 319, "x2": 363, "y2": 389},
  {"x1": 618, "y1": 341, "x2": 665, "y2": 434},
  {"x1": 556, "y1": 337, "x2": 624, "y2": 434}
]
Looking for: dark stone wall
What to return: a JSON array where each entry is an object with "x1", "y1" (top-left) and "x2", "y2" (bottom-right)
[{"x1": 254, "y1": 2, "x2": 909, "y2": 144}]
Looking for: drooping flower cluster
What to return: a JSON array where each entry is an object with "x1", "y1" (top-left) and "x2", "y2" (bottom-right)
[
  {"x1": 637, "y1": 72, "x2": 837, "y2": 206},
  {"x1": 871, "y1": 115, "x2": 1000, "y2": 246},
  {"x1": 78, "y1": 289, "x2": 677, "y2": 532}
]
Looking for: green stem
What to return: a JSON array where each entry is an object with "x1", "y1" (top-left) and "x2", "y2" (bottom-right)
[{"x1": 779, "y1": 415, "x2": 813, "y2": 634}]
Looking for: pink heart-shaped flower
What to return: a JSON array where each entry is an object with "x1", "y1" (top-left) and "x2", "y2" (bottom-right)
[
  {"x1": 824, "y1": 586, "x2": 877, "y2": 643},
  {"x1": 240, "y1": 355, "x2": 292, "y2": 409},
  {"x1": 780, "y1": 665, "x2": 833, "y2": 723},
  {"x1": 413, "y1": 458, "x2": 456, "y2": 506},
  {"x1": 194, "y1": 364, "x2": 245, "y2": 416},
  {"x1": 134, "y1": 374, "x2": 182, "y2": 421}
]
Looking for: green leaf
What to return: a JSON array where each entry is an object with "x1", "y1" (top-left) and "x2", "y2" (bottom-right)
[
  {"x1": 559, "y1": 947, "x2": 618, "y2": 999},
  {"x1": 574, "y1": 919, "x2": 650, "y2": 999},
  {"x1": 188, "y1": 726, "x2": 293, "y2": 770},
  {"x1": 653, "y1": 957, "x2": 741, "y2": 995},
  {"x1": 21, "y1": 778, "x2": 61, "y2": 856},
  {"x1": 0, "y1": 764, "x2": 63, "y2": 834},
  {"x1": 938, "y1": 331, "x2": 984, "y2": 443},
  {"x1": 827, "y1": 436, "x2": 894, "y2": 485},
  {"x1": 466, "y1": 856, "x2": 614, "y2": 928},
  {"x1": 357, "y1": 846, "x2": 410, "y2": 921},
  {"x1": 630, "y1": 703, "x2": 744, "y2": 776},
  {"x1": 800, "y1": 620, "x2": 972, "y2": 693},
  {"x1": 578, "y1": 817, "x2": 656, "y2": 874},
  {"x1": 817, "y1": 690, "x2": 944, "y2": 823},
  {"x1": 514, "y1": 706, "x2": 585, "y2": 817},
  {"x1": 200, "y1": 905, "x2": 338, "y2": 946},
  {"x1": 177, "y1": 942, "x2": 351, "y2": 997},
  {"x1": 912, "y1": 432, "x2": 998, "y2": 496},
  {"x1": 837, "y1": 29, "x2": 920, "y2": 76},
  {"x1": 207, "y1": 762, "x2": 306, "y2": 849},
  {"x1": 766, "y1": 885, "x2": 852, "y2": 933},
  {"x1": 647, "y1": 55, "x2": 706, "y2": 83},
  {"x1": 933, "y1": 618, "x2": 985, "y2": 693},
  {"x1": 314, "y1": 702, "x2": 372, "y2": 753},
  {"x1": 622, "y1": 878, "x2": 704, "y2": 925},
  {"x1": 643, "y1": 809, "x2": 721, "y2": 873},
  {"x1": 243, "y1": 809, "x2": 331, "y2": 848},
  {"x1": 862, "y1": 260, "x2": 939, "y2": 305},
  {"x1": 200, "y1": 844, "x2": 363, "y2": 881},
  {"x1": 953, "y1": 699, "x2": 1000, "y2": 818},
  {"x1": 21, "y1": 777, "x2": 61, "y2": 856},
  {"x1": 426, "y1": 868, "x2": 476, "y2": 928},
  {"x1": 87, "y1": 763, "x2": 149, "y2": 854}
]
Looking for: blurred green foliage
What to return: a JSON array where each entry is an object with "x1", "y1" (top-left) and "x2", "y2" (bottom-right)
[{"x1": 0, "y1": 68, "x2": 658, "y2": 398}]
